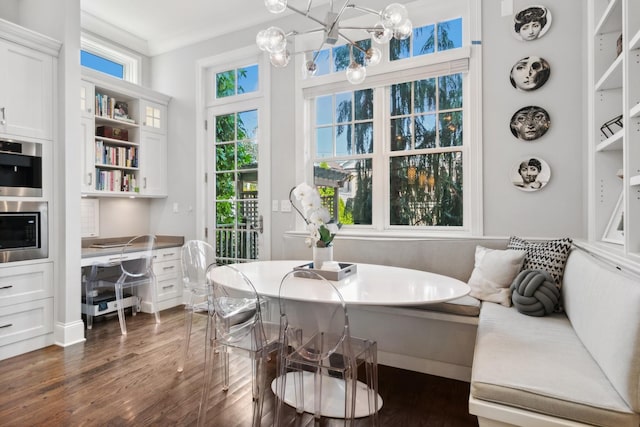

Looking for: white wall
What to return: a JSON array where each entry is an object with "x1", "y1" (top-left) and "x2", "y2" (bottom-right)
[
  {"x1": 149, "y1": 0, "x2": 587, "y2": 259},
  {"x1": 482, "y1": 0, "x2": 587, "y2": 237}
]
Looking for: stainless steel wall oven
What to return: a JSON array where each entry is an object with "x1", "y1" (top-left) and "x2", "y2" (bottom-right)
[
  {"x1": 0, "y1": 201, "x2": 48, "y2": 262},
  {"x1": 0, "y1": 140, "x2": 43, "y2": 197}
]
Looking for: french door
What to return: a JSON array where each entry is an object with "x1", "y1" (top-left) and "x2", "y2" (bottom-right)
[{"x1": 207, "y1": 98, "x2": 269, "y2": 263}]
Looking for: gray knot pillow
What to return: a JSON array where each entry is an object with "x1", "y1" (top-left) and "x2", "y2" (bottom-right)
[{"x1": 510, "y1": 269, "x2": 560, "y2": 316}]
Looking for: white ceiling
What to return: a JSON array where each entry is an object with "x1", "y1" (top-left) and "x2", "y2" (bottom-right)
[{"x1": 80, "y1": 0, "x2": 286, "y2": 56}]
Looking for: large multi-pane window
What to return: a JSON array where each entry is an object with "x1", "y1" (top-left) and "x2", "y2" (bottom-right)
[{"x1": 304, "y1": 2, "x2": 477, "y2": 233}]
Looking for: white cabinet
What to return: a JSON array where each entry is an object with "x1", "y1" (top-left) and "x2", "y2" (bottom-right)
[
  {"x1": 587, "y1": 0, "x2": 640, "y2": 265},
  {"x1": 139, "y1": 131, "x2": 167, "y2": 196},
  {"x1": 80, "y1": 117, "x2": 95, "y2": 194},
  {"x1": 152, "y1": 247, "x2": 182, "y2": 310},
  {"x1": 140, "y1": 99, "x2": 167, "y2": 134},
  {"x1": 0, "y1": 262, "x2": 54, "y2": 360},
  {"x1": 0, "y1": 38, "x2": 54, "y2": 141},
  {"x1": 80, "y1": 70, "x2": 170, "y2": 198},
  {"x1": 80, "y1": 80, "x2": 95, "y2": 119}
]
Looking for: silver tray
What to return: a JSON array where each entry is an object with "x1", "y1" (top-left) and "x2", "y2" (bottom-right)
[{"x1": 293, "y1": 262, "x2": 357, "y2": 281}]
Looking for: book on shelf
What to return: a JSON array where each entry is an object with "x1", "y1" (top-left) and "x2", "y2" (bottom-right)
[{"x1": 95, "y1": 93, "x2": 135, "y2": 124}]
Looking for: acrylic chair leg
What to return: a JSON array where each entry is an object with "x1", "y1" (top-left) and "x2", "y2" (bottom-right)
[
  {"x1": 368, "y1": 341, "x2": 379, "y2": 426},
  {"x1": 274, "y1": 345, "x2": 289, "y2": 426},
  {"x1": 221, "y1": 345, "x2": 230, "y2": 392},
  {"x1": 177, "y1": 305, "x2": 194, "y2": 372},
  {"x1": 345, "y1": 359, "x2": 358, "y2": 427},
  {"x1": 252, "y1": 352, "x2": 267, "y2": 427},
  {"x1": 114, "y1": 278, "x2": 127, "y2": 335},
  {"x1": 149, "y1": 273, "x2": 161, "y2": 324},
  {"x1": 197, "y1": 311, "x2": 216, "y2": 427},
  {"x1": 314, "y1": 363, "x2": 323, "y2": 422}
]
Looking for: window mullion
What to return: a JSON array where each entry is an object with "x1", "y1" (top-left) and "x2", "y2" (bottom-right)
[{"x1": 374, "y1": 86, "x2": 388, "y2": 231}]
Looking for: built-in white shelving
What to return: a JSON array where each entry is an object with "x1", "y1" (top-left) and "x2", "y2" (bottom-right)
[
  {"x1": 596, "y1": 129, "x2": 623, "y2": 151},
  {"x1": 595, "y1": 55, "x2": 622, "y2": 91},
  {"x1": 588, "y1": 0, "x2": 640, "y2": 263}
]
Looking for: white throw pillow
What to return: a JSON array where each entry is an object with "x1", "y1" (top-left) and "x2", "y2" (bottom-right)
[{"x1": 468, "y1": 246, "x2": 526, "y2": 307}]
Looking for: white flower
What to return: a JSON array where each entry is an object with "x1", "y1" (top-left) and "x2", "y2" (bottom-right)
[{"x1": 290, "y1": 182, "x2": 341, "y2": 248}]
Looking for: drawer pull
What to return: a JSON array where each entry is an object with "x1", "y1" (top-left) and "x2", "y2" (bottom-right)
[
  {"x1": 0, "y1": 285, "x2": 13, "y2": 290},
  {"x1": 163, "y1": 266, "x2": 175, "y2": 271},
  {"x1": 162, "y1": 285, "x2": 174, "y2": 290},
  {"x1": 163, "y1": 252, "x2": 176, "y2": 257},
  {"x1": 0, "y1": 323, "x2": 12, "y2": 329}
]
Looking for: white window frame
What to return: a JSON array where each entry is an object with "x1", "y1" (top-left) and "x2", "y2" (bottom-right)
[
  {"x1": 81, "y1": 32, "x2": 141, "y2": 84},
  {"x1": 293, "y1": 0, "x2": 482, "y2": 237}
]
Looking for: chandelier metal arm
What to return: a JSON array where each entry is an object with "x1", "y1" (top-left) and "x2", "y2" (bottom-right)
[
  {"x1": 338, "y1": 32, "x2": 367, "y2": 55},
  {"x1": 287, "y1": 4, "x2": 326, "y2": 26},
  {"x1": 345, "y1": 4, "x2": 382, "y2": 17}
]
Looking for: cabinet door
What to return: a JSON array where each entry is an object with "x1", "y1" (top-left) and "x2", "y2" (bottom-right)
[
  {"x1": 140, "y1": 100, "x2": 167, "y2": 135},
  {"x1": 80, "y1": 117, "x2": 96, "y2": 194},
  {"x1": 139, "y1": 131, "x2": 167, "y2": 197},
  {"x1": 80, "y1": 80, "x2": 95, "y2": 119},
  {"x1": 0, "y1": 39, "x2": 53, "y2": 141}
]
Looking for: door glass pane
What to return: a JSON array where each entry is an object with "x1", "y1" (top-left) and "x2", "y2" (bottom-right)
[
  {"x1": 216, "y1": 70, "x2": 236, "y2": 98},
  {"x1": 216, "y1": 113, "x2": 236, "y2": 142},
  {"x1": 214, "y1": 106, "x2": 260, "y2": 263},
  {"x1": 237, "y1": 65, "x2": 259, "y2": 94}
]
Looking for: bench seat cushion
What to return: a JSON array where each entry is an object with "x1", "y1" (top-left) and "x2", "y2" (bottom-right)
[
  {"x1": 471, "y1": 302, "x2": 638, "y2": 427},
  {"x1": 408, "y1": 295, "x2": 481, "y2": 317}
]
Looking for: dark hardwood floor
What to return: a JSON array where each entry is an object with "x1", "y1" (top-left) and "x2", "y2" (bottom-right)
[{"x1": 0, "y1": 306, "x2": 478, "y2": 426}]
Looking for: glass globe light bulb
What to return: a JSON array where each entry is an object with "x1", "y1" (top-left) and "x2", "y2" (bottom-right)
[
  {"x1": 304, "y1": 60, "x2": 318, "y2": 76},
  {"x1": 270, "y1": 49, "x2": 290, "y2": 68},
  {"x1": 264, "y1": 0, "x2": 287, "y2": 14},
  {"x1": 346, "y1": 62, "x2": 366, "y2": 85},
  {"x1": 256, "y1": 29, "x2": 269, "y2": 51},
  {"x1": 371, "y1": 23, "x2": 393, "y2": 44},
  {"x1": 381, "y1": 3, "x2": 409, "y2": 29},
  {"x1": 264, "y1": 26, "x2": 287, "y2": 53},
  {"x1": 365, "y1": 47, "x2": 382, "y2": 66},
  {"x1": 393, "y1": 19, "x2": 413, "y2": 40}
]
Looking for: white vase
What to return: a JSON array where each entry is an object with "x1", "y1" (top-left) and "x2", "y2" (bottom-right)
[{"x1": 312, "y1": 246, "x2": 333, "y2": 270}]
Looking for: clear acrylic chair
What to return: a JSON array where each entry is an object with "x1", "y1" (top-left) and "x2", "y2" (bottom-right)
[
  {"x1": 197, "y1": 264, "x2": 279, "y2": 427},
  {"x1": 274, "y1": 269, "x2": 380, "y2": 426},
  {"x1": 177, "y1": 240, "x2": 216, "y2": 373},
  {"x1": 84, "y1": 234, "x2": 160, "y2": 335}
]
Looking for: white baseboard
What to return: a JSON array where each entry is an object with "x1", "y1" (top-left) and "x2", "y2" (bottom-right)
[
  {"x1": 378, "y1": 350, "x2": 471, "y2": 382},
  {"x1": 54, "y1": 320, "x2": 86, "y2": 347}
]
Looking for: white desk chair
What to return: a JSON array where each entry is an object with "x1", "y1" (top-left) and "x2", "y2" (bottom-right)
[{"x1": 274, "y1": 269, "x2": 380, "y2": 426}]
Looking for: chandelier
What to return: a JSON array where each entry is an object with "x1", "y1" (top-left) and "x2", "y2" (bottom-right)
[{"x1": 256, "y1": 0, "x2": 412, "y2": 84}]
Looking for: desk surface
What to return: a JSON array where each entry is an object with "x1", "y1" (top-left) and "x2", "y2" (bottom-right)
[{"x1": 228, "y1": 260, "x2": 470, "y2": 306}]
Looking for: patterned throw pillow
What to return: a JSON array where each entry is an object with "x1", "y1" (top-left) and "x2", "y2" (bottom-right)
[{"x1": 507, "y1": 236, "x2": 573, "y2": 288}]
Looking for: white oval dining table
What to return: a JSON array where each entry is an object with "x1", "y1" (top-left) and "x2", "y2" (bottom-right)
[
  {"x1": 223, "y1": 260, "x2": 471, "y2": 419},
  {"x1": 228, "y1": 260, "x2": 470, "y2": 306}
]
